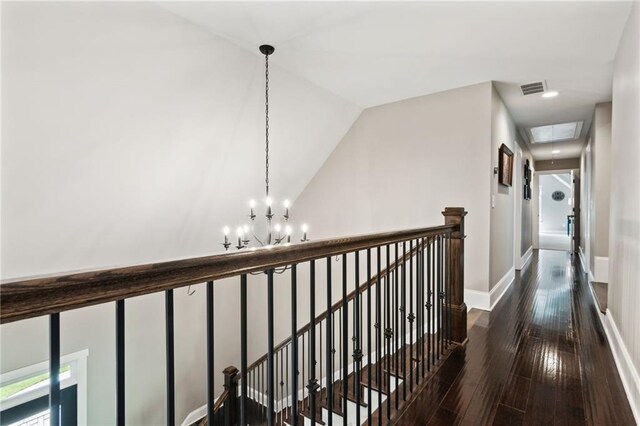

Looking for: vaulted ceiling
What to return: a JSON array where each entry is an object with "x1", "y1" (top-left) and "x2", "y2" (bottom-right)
[{"x1": 162, "y1": 1, "x2": 633, "y2": 160}]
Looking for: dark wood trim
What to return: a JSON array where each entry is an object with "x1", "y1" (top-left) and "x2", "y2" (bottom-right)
[
  {"x1": 442, "y1": 207, "x2": 467, "y2": 344},
  {"x1": 0, "y1": 225, "x2": 455, "y2": 324}
]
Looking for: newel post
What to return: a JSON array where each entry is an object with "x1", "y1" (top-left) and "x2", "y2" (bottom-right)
[
  {"x1": 223, "y1": 366, "x2": 239, "y2": 426},
  {"x1": 442, "y1": 207, "x2": 468, "y2": 345}
]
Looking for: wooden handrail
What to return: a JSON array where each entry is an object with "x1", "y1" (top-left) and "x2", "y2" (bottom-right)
[
  {"x1": 196, "y1": 389, "x2": 230, "y2": 426},
  {"x1": 212, "y1": 389, "x2": 230, "y2": 414},
  {"x1": 246, "y1": 235, "x2": 437, "y2": 371},
  {"x1": 0, "y1": 224, "x2": 455, "y2": 324}
]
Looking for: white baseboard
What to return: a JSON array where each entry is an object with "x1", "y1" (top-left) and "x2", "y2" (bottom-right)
[
  {"x1": 520, "y1": 247, "x2": 533, "y2": 270},
  {"x1": 601, "y1": 310, "x2": 640, "y2": 424},
  {"x1": 465, "y1": 289, "x2": 490, "y2": 311},
  {"x1": 490, "y1": 267, "x2": 515, "y2": 310},
  {"x1": 465, "y1": 267, "x2": 515, "y2": 312},
  {"x1": 593, "y1": 256, "x2": 609, "y2": 283}
]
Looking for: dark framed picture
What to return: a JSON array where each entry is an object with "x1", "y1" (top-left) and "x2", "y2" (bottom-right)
[
  {"x1": 523, "y1": 159, "x2": 532, "y2": 200},
  {"x1": 498, "y1": 143, "x2": 514, "y2": 187}
]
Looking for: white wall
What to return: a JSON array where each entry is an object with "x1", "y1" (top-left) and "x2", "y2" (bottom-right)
[
  {"x1": 488, "y1": 84, "x2": 522, "y2": 290},
  {"x1": 580, "y1": 142, "x2": 592, "y2": 271},
  {"x1": 539, "y1": 174, "x2": 572, "y2": 233},
  {"x1": 608, "y1": 1, "x2": 640, "y2": 418},
  {"x1": 591, "y1": 103, "x2": 613, "y2": 268},
  {"x1": 579, "y1": 102, "x2": 613, "y2": 282},
  {"x1": 0, "y1": 3, "x2": 361, "y2": 424},
  {"x1": 292, "y1": 82, "x2": 492, "y2": 292}
]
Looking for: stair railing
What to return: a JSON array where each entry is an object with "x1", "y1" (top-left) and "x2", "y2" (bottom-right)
[{"x1": 0, "y1": 207, "x2": 467, "y2": 426}]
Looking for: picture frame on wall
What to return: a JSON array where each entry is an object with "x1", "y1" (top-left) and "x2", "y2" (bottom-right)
[
  {"x1": 498, "y1": 143, "x2": 514, "y2": 187},
  {"x1": 523, "y1": 158, "x2": 532, "y2": 200}
]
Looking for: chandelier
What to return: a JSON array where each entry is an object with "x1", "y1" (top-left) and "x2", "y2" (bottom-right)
[{"x1": 222, "y1": 45, "x2": 309, "y2": 251}]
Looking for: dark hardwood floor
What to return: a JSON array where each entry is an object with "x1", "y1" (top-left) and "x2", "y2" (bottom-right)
[{"x1": 395, "y1": 249, "x2": 636, "y2": 426}]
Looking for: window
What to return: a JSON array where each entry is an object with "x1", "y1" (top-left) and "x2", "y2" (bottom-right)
[
  {"x1": 0, "y1": 350, "x2": 88, "y2": 426},
  {"x1": 529, "y1": 121, "x2": 583, "y2": 143}
]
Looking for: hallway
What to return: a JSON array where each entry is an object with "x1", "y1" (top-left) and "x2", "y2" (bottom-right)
[{"x1": 395, "y1": 250, "x2": 635, "y2": 425}]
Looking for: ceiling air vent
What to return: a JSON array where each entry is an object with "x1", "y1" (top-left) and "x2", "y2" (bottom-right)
[{"x1": 520, "y1": 81, "x2": 547, "y2": 96}]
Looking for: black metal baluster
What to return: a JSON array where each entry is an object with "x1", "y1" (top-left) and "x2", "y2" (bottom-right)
[
  {"x1": 447, "y1": 233, "x2": 452, "y2": 348},
  {"x1": 385, "y1": 245, "x2": 391, "y2": 420},
  {"x1": 302, "y1": 334, "x2": 306, "y2": 411},
  {"x1": 342, "y1": 254, "x2": 348, "y2": 425},
  {"x1": 116, "y1": 300, "x2": 125, "y2": 426},
  {"x1": 420, "y1": 238, "x2": 429, "y2": 377},
  {"x1": 50, "y1": 313, "x2": 60, "y2": 426},
  {"x1": 280, "y1": 348, "x2": 285, "y2": 425},
  {"x1": 275, "y1": 351, "x2": 280, "y2": 425},
  {"x1": 241, "y1": 276, "x2": 248, "y2": 426},
  {"x1": 436, "y1": 236, "x2": 441, "y2": 358},
  {"x1": 426, "y1": 240, "x2": 432, "y2": 373},
  {"x1": 338, "y1": 307, "x2": 342, "y2": 413},
  {"x1": 431, "y1": 237, "x2": 436, "y2": 369},
  {"x1": 415, "y1": 240, "x2": 421, "y2": 386},
  {"x1": 366, "y1": 248, "x2": 373, "y2": 421},
  {"x1": 326, "y1": 257, "x2": 333, "y2": 426},
  {"x1": 394, "y1": 243, "x2": 399, "y2": 410},
  {"x1": 376, "y1": 246, "x2": 382, "y2": 426},
  {"x1": 290, "y1": 265, "x2": 298, "y2": 426},
  {"x1": 206, "y1": 282, "x2": 215, "y2": 424},
  {"x1": 439, "y1": 235, "x2": 444, "y2": 354},
  {"x1": 267, "y1": 269, "x2": 275, "y2": 426},
  {"x1": 327, "y1": 312, "x2": 342, "y2": 409},
  {"x1": 352, "y1": 289, "x2": 357, "y2": 398},
  {"x1": 435, "y1": 236, "x2": 440, "y2": 359},
  {"x1": 417, "y1": 239, "x2": 423, "y2": 382},
  {"x1": 309, "y1": 260, "x2": 318, "y2": 426},
  {"x1": 401, "y1": 242, "x2": 407, "y2": 400},
  {"x1": 354, "y1": 251, "x2": 362, "y2": 426},
  {"x1": 319, "y1": 325, "x2": 323, "y2": 413},
  {"x1": 408, "y1": 240, "x2": 414, "y2": 392},
  {"x1": 166, "y1": 289, "x2": 175, "y2": 426}
]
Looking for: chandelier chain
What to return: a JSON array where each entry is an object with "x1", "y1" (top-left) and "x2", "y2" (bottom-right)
[{"x1": 265, "y1": 53, "x2": 270, "y2": 198}]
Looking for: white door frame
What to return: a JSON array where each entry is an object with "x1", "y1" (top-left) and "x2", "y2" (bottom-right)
[
  {"x1": 514, "y1": 147, "x2": 523, "y2": 270},
  {"x1": 535, "y1": 169, "x2": 577, "y2": 251}
]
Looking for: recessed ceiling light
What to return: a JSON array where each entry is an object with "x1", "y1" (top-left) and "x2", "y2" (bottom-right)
[
  {"x1": 552, "y1": 150, "x2": 561, "y2": 154},
  {"x1": 542, "y1": 91, "x2": 559, "y2": 98}
]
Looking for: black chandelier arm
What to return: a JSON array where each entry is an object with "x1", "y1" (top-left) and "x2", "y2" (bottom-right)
[
  {"x1": 252, "y1": 233, "x2": 266, "y2": 247},
  {"x1": 249, "y1": 265, "x2": 290, "y2": 276}
]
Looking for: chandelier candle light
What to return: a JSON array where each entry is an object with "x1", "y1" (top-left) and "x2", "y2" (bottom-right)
[{"x1": 222, "y1": 45, "x2": 309, "y2": 251}]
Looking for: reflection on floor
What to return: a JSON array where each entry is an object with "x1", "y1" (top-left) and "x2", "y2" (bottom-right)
[
  {"x1": 539, "y1": 231, "x2": 571, "y2": 251},
  {"x1": 394, "y1": 250, "x2": 635, "y2": 425}
]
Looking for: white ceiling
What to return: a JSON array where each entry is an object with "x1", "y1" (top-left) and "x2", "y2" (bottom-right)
[{"x1": 161, "y1": 1, "x2": 633, "y2": 161}]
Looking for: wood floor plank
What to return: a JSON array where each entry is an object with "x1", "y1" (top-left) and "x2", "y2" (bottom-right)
[{"x1": 393, "y1": 250, "x2": 635, "y2": 426}]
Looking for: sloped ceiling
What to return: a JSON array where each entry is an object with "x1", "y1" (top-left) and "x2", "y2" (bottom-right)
[
  {"x1": 161, "y1": 1, "x2": 633, "y2": 160},
  {"x1": 1, "y1": 2, "x2": 361, "y2": 277}
]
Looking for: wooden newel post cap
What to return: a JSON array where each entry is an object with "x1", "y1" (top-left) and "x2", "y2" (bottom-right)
[
  {"x1": 442, "y1": 207, "x2": 467, "y2": 238},
  {"x1": 441, "y1": 207, "x2": 467, "y2": 219},
  {"x1": 223, "y1": 366, "x2": 239, "y2": 387}
]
